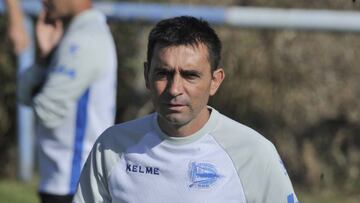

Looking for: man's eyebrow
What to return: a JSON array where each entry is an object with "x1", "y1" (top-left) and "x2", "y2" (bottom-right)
[
  {"x1": 153, "y1": 66, "x2": 167, "y2": 70},
  {"x1": 153, "y1": 66, "x2": 171, "y2": 72},
  {"x1": 152, "y1": 66, "x2": 202, "y2": 76},
  {"x1": 180, "y1": 69, "x2": 202, "y2": 75}
]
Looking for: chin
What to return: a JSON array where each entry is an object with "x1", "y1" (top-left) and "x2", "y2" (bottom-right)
[{"x1": 163, "y1": 114, "x2": 189, "y2": 126}]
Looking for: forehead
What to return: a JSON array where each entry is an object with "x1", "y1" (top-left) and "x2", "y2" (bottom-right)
[
  {"x1": 151, "y1": 43, "x2": 210, "y2": 68},
  {"x1": 43, "y1": 0, "x2": 72, "y2": 6}
]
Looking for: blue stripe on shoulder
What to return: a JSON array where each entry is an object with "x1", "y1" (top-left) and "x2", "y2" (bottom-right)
[
  {"x1": 287, "y1": 193, "x2": 299, "y2": 203},
  {"x1": 287, "y1": 193, "x2": 294, "y2": 203},
  {"x1": 70, "y1": 88, "x2": 90, "y2": 194}
]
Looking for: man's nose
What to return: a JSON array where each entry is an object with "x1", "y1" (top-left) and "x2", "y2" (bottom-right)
[{"x1": 168, "y1": 73, "x2": 183, "y2": 97}]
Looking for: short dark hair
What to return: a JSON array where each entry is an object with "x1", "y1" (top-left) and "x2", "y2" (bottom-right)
[{"x1": 147, "y1": 16, "x2": 221, "y2": 71}]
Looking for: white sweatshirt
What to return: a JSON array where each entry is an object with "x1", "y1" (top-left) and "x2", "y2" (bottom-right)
[{"x1": 73, "y1": 108, "x2": 298, "y2": 202}]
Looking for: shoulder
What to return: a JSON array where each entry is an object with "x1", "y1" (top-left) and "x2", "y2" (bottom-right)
[
  {"x1": 81, "y1": 114, "x2": 155, "y2": 182},
  {"x1": 212, "y1": 111, "x2": 273, "y2": 151},
  {"x1": 210, "y1": 111, "x2": 293, "y2": 201},
  {"x1": 210, "y1": 110, "x2": 279, "y2": 171},
  {"x1": 71, "y1": 9, "x2": 109, "y2": 34},
  {"x1": 95, "y1": 114, "x2": 155, "y2": 154},
  {"x1": 57, "y1": 16, "x2": 115, "y2": 67},
  {"x1": 62, "y1": 10, "x2": 113, "y2": 50}
]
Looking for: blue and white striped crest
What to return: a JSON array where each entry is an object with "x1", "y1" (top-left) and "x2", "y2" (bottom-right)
[{"x1": 188, "y1": 162, "x2": 221, "y2": 189}]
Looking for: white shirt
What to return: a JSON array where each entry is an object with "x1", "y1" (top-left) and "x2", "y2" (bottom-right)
[{"x1": 73, "y1": 108, "x2": 298, "y2": 202}]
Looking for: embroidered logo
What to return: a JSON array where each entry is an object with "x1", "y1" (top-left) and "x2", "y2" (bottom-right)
[
  {"x1": 188, "y1": 162, "x2": 221, "y2": 188},
  {"x1": 126, "y1": 163, "x2": 160, "y2": 175},
  {"x1": 52, "y1": 65, "x2": 76, "y2": 79}
]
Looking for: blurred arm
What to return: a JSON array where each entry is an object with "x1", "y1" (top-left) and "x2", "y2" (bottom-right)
[{"x1": 5, "y1": 0, "x2": 30, "y2": 54}]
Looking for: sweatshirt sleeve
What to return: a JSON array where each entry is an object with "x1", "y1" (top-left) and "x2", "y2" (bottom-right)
[
  {"x1": 73, "y1": 136, "x2": 112, "y2": 203},
  {"x1": 260, "y1": 142, "x2": 299, "y2": 203},
  {"x1": 73, "y1": 125, "x2": 127, "y2": 203},
  {"x1": 209, "y1": 114, "x2": 300, "y2": 203},
  {"x1": 32, "y1": 33, "x2": 107, "y2": 128},
  {"x1": 17, "y1": 64, "x2": 46, "y2": 106}
]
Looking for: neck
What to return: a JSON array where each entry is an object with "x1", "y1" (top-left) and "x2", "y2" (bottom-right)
[
  {"x1": 158, "y1": 108, "x2": 210, "y2": 137},
  {"x1": 73, "y1": 1, "x2": 92, "y2": 15}
]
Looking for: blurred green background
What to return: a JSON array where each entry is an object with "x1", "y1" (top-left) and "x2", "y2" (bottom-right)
[{"x1": 1, "y1": 0, "x2": 360, "y2": 202}]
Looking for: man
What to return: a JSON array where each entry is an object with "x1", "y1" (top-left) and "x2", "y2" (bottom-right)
[
  {"x1": 18, "y1": 0, "x2": 117, "y2": 202},
  {"x1": 74, "y1": 16, "x2": 298, "y2": 203}
]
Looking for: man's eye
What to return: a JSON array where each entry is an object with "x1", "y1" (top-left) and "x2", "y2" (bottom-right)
[
  {"x1": 183, "y1": 73, "x2": 199, "y2": 80},
  {"x1": 154, "y1": 71, "x2": 168, "y2": 79},
  {"x1": 156, "y1": 71, "x2": 167, "y2": 76}
]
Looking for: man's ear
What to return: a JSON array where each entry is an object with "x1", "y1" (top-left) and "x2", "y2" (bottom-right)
[
  {"x1": 144, "y1": 62, "x2": 150, "y2": 89},
  {"x1": 210, "y1": 68, "x2": 225, "y2": 96}
]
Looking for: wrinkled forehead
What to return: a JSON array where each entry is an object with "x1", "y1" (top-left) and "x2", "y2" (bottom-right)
[
  {"x1": 152, "y1": 42, "x2": 210, "y2": 62},
  {"x1": 42, "y1": 0, "x2": 73, "y2": 7}
]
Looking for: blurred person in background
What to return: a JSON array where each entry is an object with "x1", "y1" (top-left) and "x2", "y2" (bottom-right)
[
  {"x1": 17, "y1": 0, "x2": 118, "y2": 202},
  {"x1": 73, "y1": 16, "x2": 298, "y2": 203}
]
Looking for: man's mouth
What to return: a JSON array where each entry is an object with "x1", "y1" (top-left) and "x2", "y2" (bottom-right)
[{"x1": 165, "y1": 103, "x2": 186, "y2": 111}]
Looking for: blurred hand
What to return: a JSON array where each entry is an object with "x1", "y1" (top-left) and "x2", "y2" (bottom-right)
[{"x1": 36, "y1": 11, "x2": 63, "y2": 58}]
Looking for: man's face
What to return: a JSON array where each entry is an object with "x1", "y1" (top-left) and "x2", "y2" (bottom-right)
[
  {"x1": 145, "y1": 43, "x2": 224, "y2": 134},
  {"x1": 42, "y1": 0, "x2": 73, "y2": 21}
]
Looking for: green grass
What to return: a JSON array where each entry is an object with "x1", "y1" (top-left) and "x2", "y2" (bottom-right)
[
  {"x1": 0, "y1": 178, "x2": 39, "y2": 203},
  {"x1": 0, "y1": 178, "x2": 359, "y2": 203}
]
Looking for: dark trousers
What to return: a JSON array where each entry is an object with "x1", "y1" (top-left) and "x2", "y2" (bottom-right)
[{"x1": 39, "y1": 192, "x2": 74, "y2": 203}]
